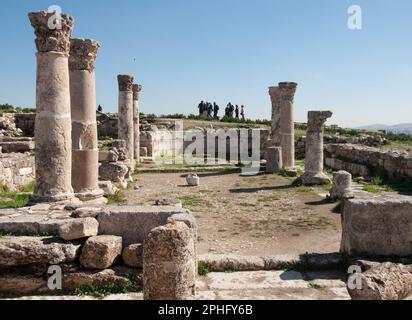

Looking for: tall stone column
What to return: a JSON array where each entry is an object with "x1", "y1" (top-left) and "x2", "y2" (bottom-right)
[
  {"x1": 118, "y1": 75, "x2": 134, "y2": 163},
  {"x1": 28, "y1": 11, "x2": 74, "y2": 202},
  {"x1": 132, "y1": 84, "x2": 142, "y2": 163},
  {"x1": 301, "y1": 111, "x2": 333, "y2": 185},
  {"x1": 269, "y1": 86, "x2": 281, "y2": 147},
  {"x1": 69, "y1": 38, "x2": 104, "y2": 201},
  {"x1": 278, "y1": 82, "x2": 298, "y2": 173}
]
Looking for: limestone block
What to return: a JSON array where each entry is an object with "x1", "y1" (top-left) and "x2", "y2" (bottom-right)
[
  {"x1": 0, "y1": 236, "x2": 81, "y2": 267},
  {"x1": 348, "y1": 262, "x2": 412, "y2": 300},
  {"x1": 98, "y1": 180, "x2": 119, "y2": 196},
  {"x1": 98, "y1": 161, "x2": 128, "y2": 182},
  {"x1": 143, "y1": 222, "x2": 196, "y2": 300},
  {"x1": 186, "y1": 173, "x2": 200, "y2": 186},
  {"x1": 341, "y1": 195, "x2": 412, "y2": 256},
  {"x1": 80, "y1": 235, "x2": 122, "y2": 269},
  {"x1": 57, "y1": 217, "x2": 99, "y2": 241},
  {"x1": 97, "y1": 205, "x2": 194, "y2": 246},
  {"x1": 122, "y1": 243, "x2": 143, "y2": 268},
  {"x1": 329, "y1": 170, "x2": 354, "y2": 200}
]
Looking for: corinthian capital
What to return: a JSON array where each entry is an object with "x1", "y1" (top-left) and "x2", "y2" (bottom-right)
[
  {"x1": 69, "y1": 39, "x2": 100, "y2": 72},
  {"x1": 279, "y1": 82, "x2": 298, "y2": 102},
  {"x1": 117, "y1": 75, "x2": 134, "y2": 92},
  {"x1": 132, "y1": 84, "x2": 143, "y2": 100},
  {"x1": 28, "y1": 11, "x2": 74, "y2": 54}
]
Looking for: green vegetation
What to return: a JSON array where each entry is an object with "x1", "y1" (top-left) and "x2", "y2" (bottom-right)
[
  {"x1": 0, "y1": 103, "x2": 35, "y2": 113},
  {"x1": 308, "y1": 282, "x2": 324, "y2": 290},
  {"x1": 74, "y1": 280, "x2": 140, "y2": 298},
  {"x1": 0, "y1": 181, "x2": 36, "y2": 208},
  {"x1": 362, "y1": 184, "x2": 382, "y2": 193},
  {"x1": 107, "y1": 191, "x2": 126, "y2": 204},
  {"x1": 180, "y1": 195, "x2": 209, "y2": 207},
  {"x1": 198, "y1": 261, "x2": 210, "y2": 276}
]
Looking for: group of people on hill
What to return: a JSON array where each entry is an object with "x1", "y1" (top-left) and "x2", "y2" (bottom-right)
[
  {"x1": 224, "y1": 102, "x2": 245, "y2": 121},
  {"x1": 197, "y1": 101, "x2": 246, "y2": 121}
]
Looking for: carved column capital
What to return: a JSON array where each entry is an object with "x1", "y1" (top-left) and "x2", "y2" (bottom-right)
[
  {"x1": 279, "y1": 82, "x2": 298, "y2": 103},
  {"x1": 28, "y1": 11, "x2": 73, "y2": 54},
  {"x1": 307, "y1": 111, "x2": 333, "y2": 130},
  {"x1": 132, "y1": 84, "x2": 143, "y2": 100},
  {"x1": 117, "y1": 75, "x2": 134, "y2": 92},
  {"x1": 69, "y1": 39, "x2": 100, "y2": 72}
]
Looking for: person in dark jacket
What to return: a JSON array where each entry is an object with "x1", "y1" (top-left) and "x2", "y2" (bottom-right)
[
  {"x1": 240, "y1": 105, "x2": 245, "y2": 121},
  {"x1": 213, "y1": 102, "x2": 220, "y2": 118},
  {"x1": 235, "y1": 105, "x2": 240, "y2": 119},
  {"x1": 207, "y1": 103, "x2": 213, "y2": 117},
  {"x1": 198, "y1": 101, "x2": 204, "y2": 116}
]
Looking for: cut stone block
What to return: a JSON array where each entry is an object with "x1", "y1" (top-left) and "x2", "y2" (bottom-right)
[
  {"x1": 80, "y1": 235, "x2": 122, "y2": 269},
  {"x1": 57, "y1": 217, "x2": 99, "y2": 241},
  {"x1": 144, "y1": 222, "x2": 196, "y2": 300},
  {"x1": 341, "y1": 195, "x2": 412, "y2": 256},
  {"x1": 97, "y1": 205, "x2": 195, "y2": 246},
  {"x1": 122, "y1": 243, "x2": 143, "y2": 268},
  {"x1": 0, "y1": 236, "x2": 81, "y2": 267}
]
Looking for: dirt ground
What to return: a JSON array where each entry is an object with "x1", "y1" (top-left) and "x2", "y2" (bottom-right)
[{"x1": 125, "y1": 170, "x2": 342, "y2": 256}]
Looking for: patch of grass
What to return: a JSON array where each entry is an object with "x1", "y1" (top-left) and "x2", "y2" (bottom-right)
[
  {"x1": 362, "y1": 184, "x2": 382, "y2": 193},
  {"x1": 224, "y1": 267, "x2": 235, "y2": 273},
  {"x1": 251, "y1": 232, "x2": 272, "y2": 238},
  {"x1": 239, "y1": 202, "x2": 256, "y2": 207},
  {"x1": 106, "y1": 191, "x2": 126, "y2": 204},
  {"x1": 180, "y1": 195, "x2": 206, "y2": 207},
  {"x1": 0, "y1": 181, "x2": 35, "y2": 209},
  {"x1": 199, "y1": 189, "x2": 213, "y2": 194},
  {"x1": 74, "y1": 280, "x2": 138, "y2": 298},
  {"x1": 197, "y1": 235, "x2": 204, "y2": 242},
  {"x1": 258, "y1": 194, "x2": 280, "y2": 203},
  {"x1": 198, "y1": 261, "x2": 210, "y2": 276},
  {"x1": 308, "y1": 282, "x2": 324, "y2": 290},
  {"x1": 297, "y1": 185, "x2": 312, "y2": 193}
]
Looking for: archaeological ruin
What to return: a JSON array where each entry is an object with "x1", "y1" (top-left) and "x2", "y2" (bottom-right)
[{"x1": 1, "y1": 6, "x2": 412, "y2": 304}]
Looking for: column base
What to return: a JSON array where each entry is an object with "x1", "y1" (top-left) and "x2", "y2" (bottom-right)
[
  {"x1": 284, "y1": 167, "x2": 298, "y2": 177},
  {"x1": 29, "y1": 192, "x2": 76, "y2": 204},
  {"x1": 75, "y1": 188, "x2": 105, "y2": 202},
  {"x1": 300, "y1": 172, "x2": 331, "y2": 186}
]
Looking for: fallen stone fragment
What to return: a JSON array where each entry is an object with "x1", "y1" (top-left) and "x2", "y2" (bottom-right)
[
  {"x1": 57, "y1": 217, "x2": 99, "y2": 241},
  {"x1": 70, "y1": 207, "x2": 101, "y2": 218},
  {"x1": 122, "y1": 243, "x2": 143, "y2": 268},
  {"x1": 80, "y1": 235, "x2": 122, "y2": 269},
  {"x1": 0, "y1": 236, "x2": 81, "y2": 267},
  {"x1": 348, "y1": 262, "x2": 412, "y2": 300}
]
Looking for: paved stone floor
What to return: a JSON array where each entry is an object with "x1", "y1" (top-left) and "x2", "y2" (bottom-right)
[{"x1": 4, "y1": 270, "x2": 349, "y2": 300}]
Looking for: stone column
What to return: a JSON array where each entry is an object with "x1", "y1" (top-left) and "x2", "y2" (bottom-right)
[
  {"x1": 268, "y1": 86, "x2": 281, "y2": 147},
  {"x1": 118, "y1": 75, "x2": 134, "y2": 163},
  {"x1": 28, "y1": 11, "x2": 74, "y2": 202},
  {"x1": 330, "y1": 170, "x2": 354, "y2": 199},
  {"x1": 278, "y1": 82, "x2": 298, "y2": 173},
  {"x1": 69, "y1": 38, "x2": 104, "y2": 201},
  {"x1": 132, "y1": 84, "x2": 142, "y2": 163},
  {"x1": 143, "y1": 222, "x2": 196, "y2": 300},
  {"x1": 301, "y1": 111, "x2": 333, "y2": 185},
  {"x1": 266, "y1": 147, "x2": 283, "y2": 174}
]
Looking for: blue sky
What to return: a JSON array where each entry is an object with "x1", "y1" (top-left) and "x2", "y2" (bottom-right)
[{"x1": 0, "y1": 0, "x2": 411, "y2": 127}]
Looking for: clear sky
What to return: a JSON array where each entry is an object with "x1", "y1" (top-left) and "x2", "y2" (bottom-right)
[{"x1": 0, "y1": 0, "x2": 411, "y2": 127}]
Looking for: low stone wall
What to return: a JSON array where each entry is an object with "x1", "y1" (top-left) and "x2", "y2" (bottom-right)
[
  {"x1": 0, "y1": 152, "x2": 35, "y2": 191},
  {"x1": 325, "y1": 144, "x2": 412, "y2": 180},
  {"x1": 0, "y1": 204, "x2": 196, "y2": 296},
  {"x1": 97, "y1": 112, "x2": 118, "y2": 139},
  {"x1": 14, "y1": 113, "x2": 36, "y2": 137}
]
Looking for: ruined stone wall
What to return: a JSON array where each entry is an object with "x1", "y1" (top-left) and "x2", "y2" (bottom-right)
[
  {"x1": 97, "y1": 112, "x2": 118, "y2": 139},
  {"x1": 0, "y1": 153, "x2": 35, "y2": 191},
  {"x1": 325, "y1": 143, "x2": 412, "y2": 180},
  {"x1": 14, "y1": 113, "x2": 36, "y2": 137}
]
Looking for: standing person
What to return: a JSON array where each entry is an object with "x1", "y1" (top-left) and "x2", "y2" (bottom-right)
[
  {"x1": 241, "y1": 105, "x2": 245, "y2": 121},
  {"x1": 203, "y1": 102, "x2": 209, "y2": 117},
  {"x1": 207, "y1": 103, "x2": 213, "y2": 117},
  {"x1": 213, "y1": 102, "x2": 220, "y2": 118},
  {"x1": 198, "y1": 101, "x2": 204, "y2": 116},
  {"x1": 225, "y1": 106, "x2": 229, "y2": 118},
  {"x1": 229, "y1": 103, "x2": 235, "y2": 118},
  {"x1": 235, "y1": 105, "x2": 240, "y2": 119}
]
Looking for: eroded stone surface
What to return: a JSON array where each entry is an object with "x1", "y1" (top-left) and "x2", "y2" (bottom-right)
[
  {"x1": 143, "y1": 222, "x2": 196, "y2": 300},
  {"x1": 0, "y1": 236, "x2": 81, "y2": 267},
  {"x1": 57, "y1": 217, "x2": 99, "y2": 240},
  {"x1": 330, "y1": 170, "x2": 354, "y2": 200},
  {"x1": 348, "y1": 262, "x2": 412, "y2": 300},
  {"x1": 122, "y1": 243, "x2": 143, "y2": 268},
  {"x1": 80, "y1": 235, "x2": 122, "y2": 269},
  {"x1": 341, "y1": 195, "x2": 412, "y2": 256}
]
